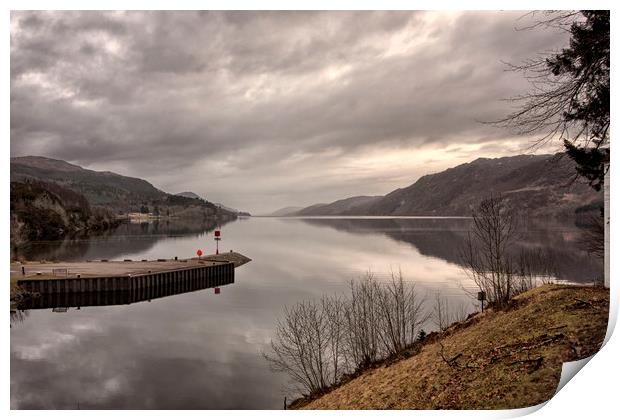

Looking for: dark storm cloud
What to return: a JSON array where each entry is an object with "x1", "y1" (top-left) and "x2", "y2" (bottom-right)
[{"x1": 10, "y1": 11, "x2": 569, "y2": 213}]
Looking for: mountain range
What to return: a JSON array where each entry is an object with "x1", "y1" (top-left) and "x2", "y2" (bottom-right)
[
  {"x1": 176, "y1": 192, "x2": 244, "y2": 215},
  {"x1": 10, "y1": 156, "x2": 248, "y2": 246},
  {"x1": 11, "y1": 156, "x2": 166, "y2": 207},
  {"x1": 10, "y1": 156, "x2": 242, "y2": 217},
  {"x1": 273, "y1": 154, "x2": 602, "y2": 218}
]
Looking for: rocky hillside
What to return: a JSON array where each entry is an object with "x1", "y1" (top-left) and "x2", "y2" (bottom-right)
[
  {"x1": 10, "y1": 180, "x2": 119, "y2": 247},
  {"x1": 287, "y1": 154, "x2": 602, "y2": 218}
]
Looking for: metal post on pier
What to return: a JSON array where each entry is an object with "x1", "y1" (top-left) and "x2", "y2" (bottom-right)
[{"x1": 214, "y1": 230, "x2": 221, "y2": 255}]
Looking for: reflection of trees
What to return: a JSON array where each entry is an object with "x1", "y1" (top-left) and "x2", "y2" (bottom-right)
[
  {"x1": 13, "y1": 217, "x2": 235, "y2": 262},
  {"x1": 299, "y1": 218, "x2": 603, "y2": 283},
  {"x1": 10, "y1": 309, "x2": 29, "y2": 327}
]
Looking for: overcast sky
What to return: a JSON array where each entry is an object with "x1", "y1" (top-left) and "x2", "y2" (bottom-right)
[{"x1": 10, "y1": 11, "x2": 570, "y2": 214}]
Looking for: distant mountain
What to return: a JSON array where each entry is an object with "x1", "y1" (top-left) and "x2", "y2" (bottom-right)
[
  {"x1": 295, "y1": 196, "x2": 382, "y2": 216},
  {"x1": 267, "y1": 206, "x2": 305, "y2": 216},
  {"x1": 289, "y1": 154, "x2": 602, "y2": 218},
  {"x1": 11, "y1": 156, "x2": 166, "y2": 207},
  {"x1": 10, "y1": 156, "x2": 237, "y2": 217},
  {"x1": 215, "y1": 203, "x2": 239, "y2": 214},
  {"x1": 175, "y1": 193, "x2": 248, "y2": 215},
  {"x1": 176, "y1": 191, "x2": 202, "y2": 200}
]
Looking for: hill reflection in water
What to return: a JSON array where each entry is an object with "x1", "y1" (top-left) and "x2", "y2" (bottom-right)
[
  {"x1": 296, "y1": 217, "x2": 602, "y2": 284},
  {"x1": 13, "y1": 217, "x2": 234, "y2": 262}
]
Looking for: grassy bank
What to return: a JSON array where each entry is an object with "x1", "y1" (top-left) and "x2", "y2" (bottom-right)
[{"x1": 293, "y1": 284, "x2": 608, "y2": 410}]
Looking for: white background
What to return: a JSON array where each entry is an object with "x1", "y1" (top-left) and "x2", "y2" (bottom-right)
[{"x1": 3, "y1": 1, "x2": 617, "y2": 419}]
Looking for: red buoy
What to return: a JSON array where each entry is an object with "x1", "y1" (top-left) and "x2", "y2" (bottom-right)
[{"x1": 197, "y1": 249, "x2": 203, "y2": 257}]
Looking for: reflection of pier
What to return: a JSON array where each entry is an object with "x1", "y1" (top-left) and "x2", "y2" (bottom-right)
[{"x1": 14, "y1": 251, "x2": 250, "y2": 310}]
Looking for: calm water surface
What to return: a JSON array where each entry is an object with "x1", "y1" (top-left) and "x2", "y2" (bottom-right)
[{"x1": 10, "y1": 217, "x2": 602, "y2": 409}]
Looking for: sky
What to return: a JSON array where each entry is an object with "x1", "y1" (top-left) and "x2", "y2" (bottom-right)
[{"x1": 10, "y1": 11, "x2": 571, "y2": 214}]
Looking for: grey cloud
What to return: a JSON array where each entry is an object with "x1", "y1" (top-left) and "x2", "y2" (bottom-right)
[{"x1": 10, "y1": 11, "x2": 570, "y2": 213}]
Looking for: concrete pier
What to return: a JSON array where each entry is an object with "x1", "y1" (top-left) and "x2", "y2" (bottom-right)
[
  {"x1": 17, "y1": 263, "x2": 235, "y2": 310},
  {"x1": 12, "y1": 251, "x2": 250, "y2": 309}
]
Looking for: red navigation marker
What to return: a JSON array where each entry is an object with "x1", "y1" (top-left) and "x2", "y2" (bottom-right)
[
  {"x1": 197, "y1": 249, "x2": 203, "y2": 258},
  {"x1": 214, "y1": 230, "x2": 222, "y2": 254},
  {"x1": 214, "y1": 287, "x2": 220, "y2": 294}
]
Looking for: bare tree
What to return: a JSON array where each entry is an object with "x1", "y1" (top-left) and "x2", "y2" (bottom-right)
[
  {"x1": 461, "y1": 196, "x2": 561, "y2": 308},
  {"x1": 492, "y1": 11, "x2": 609, "y2": 191},
  {"x1": 342, "y1": 272, "x2": 382, "y2": 368},
  {"x1": 460, "y1": 196, "x2": 519, "y2": 307},
  {"x1": 263, "y1": 300, "x2": 331, "y2": 395},
  {"x1": 321, "y1": 295, "x2": 347, "y2": 385},
  {"x1": 375, "y1": 269, "x2": 429, "y2": 356},
  {"x1": 264, "y1": 270, "x2": 430, "y2": 395}
]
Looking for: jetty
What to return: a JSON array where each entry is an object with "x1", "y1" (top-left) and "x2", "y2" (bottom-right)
[{"x1": 11, "y1": 251, "x2": 251, "y2": 309}]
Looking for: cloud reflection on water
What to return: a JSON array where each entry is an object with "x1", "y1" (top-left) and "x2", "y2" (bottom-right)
[{"x1": 10, "y1": 217, "x2": 602, "y2": 409}]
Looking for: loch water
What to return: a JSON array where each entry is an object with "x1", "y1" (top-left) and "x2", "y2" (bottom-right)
[{"x1": 10, "y1": 216, "x2": 602, "y2": 409}]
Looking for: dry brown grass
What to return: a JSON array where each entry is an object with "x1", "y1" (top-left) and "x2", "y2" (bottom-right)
[{"x1": 297, "y1": 284, "x2": 609, "y2": 410}]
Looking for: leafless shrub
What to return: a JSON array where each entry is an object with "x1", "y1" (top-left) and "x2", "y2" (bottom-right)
[
  {"x1": 433, "y1": 292, "x2": 470, "y2": 332},
  {"x1": 460, "y1": 196, "x2": 519, "y2": 307},
  {"x1": 460, "y1": 196, "x2": 558, "y2": 308},
  {"x1": 342, "y1": 272, "x2": 382, "y2": 368},
  {"x1": 375, "y1": 269, "x2": 429, "y2": 356},
  {"x1": 515, "y1": 248, "x2": 558, "y2": 289},
  {"x1": 321, "y1": 295, "x2": 347, "y2": 385},
  {"x1": 262, "y1": 300, "x2": 332, "y2": 395},
  {"x1": 264, "y1": 270, "x2": 430, "y2": 396}
]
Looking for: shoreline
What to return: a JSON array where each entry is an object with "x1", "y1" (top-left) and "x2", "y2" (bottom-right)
[{"x1": 292, "y1": 284, "x2": 609, "y2": 410}]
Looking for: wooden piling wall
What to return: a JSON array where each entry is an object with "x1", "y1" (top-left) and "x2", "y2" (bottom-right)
[{"x1": 16, "y1": 262, "x2": 235, "y2": 309}]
